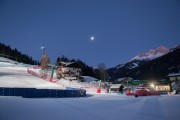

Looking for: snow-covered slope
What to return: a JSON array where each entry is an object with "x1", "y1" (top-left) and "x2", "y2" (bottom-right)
[
  {"x1": 0, "y1": 57, "x2": 105, "y2": 92},
  {"x1": 82, "y1": 76, "x2": 98, "y2": 82},
  {"x1": 0, "y1": 57, "x2": 32, "y2": 67},
  {"x1": 0, "y1": 66, "x2": 65, "y2": 89},
  {"x1": 0, "y1": 58, "x2": 65, "y2": 89},
  {"x1": 131, "y1": 46, "x2": 170, "y2": 61},
  {"x1": 107, "y1": 46, "x2": 173, "y2": 80},
  {"x1": 114, "y1": 46, "x2": 170, "y2": 70},
  {"x1": 0, "y1": 57, "x2": 18, "y2": 64}
]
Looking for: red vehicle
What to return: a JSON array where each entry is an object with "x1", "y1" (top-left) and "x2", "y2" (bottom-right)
[{"x1": 126, "y1": 87, "x2": 160, "y2": 96}]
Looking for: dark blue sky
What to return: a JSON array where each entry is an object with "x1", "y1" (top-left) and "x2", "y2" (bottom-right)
[{"x1": 0, "y1": 0, "x2": 180, "y2": 68}]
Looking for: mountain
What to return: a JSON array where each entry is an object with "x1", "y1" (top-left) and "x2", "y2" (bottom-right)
[
  {"x1": 107, "y1": 45, "x2": 180, "y2": 81},
  {"x1": 131, "y1": 46, "x2": 170, "y2": 61}
]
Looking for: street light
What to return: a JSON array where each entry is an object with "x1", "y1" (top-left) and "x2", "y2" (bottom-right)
[
  {"x1": 127, "y1": 81, "x2": 129, "y2": 88},
  {"x1": 41, "y1": 46, "x2": 45, "y2": 55},
  {"x1": 151, "y1": 83, "x2": 154, "y2": 89}
]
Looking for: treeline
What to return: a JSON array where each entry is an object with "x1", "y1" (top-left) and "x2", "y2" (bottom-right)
[
  {"x1": 56, "y1": 56, "x2": 108, "y2": 80},
  {"x1": 0, "y1": 42, "x2": 39, "y2": 65}
]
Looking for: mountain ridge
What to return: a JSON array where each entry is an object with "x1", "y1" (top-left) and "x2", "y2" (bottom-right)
[
  {"x1": 107, "y1": 45, "x2": 180, "y2": 81},
  {"x1": 131, "y1": 46, "x2": 170, "y2": 61}
]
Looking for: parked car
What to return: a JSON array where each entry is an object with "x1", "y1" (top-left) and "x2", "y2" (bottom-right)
[{"x1": 126, "y1": 87, "x2": 160, "y2": 96}]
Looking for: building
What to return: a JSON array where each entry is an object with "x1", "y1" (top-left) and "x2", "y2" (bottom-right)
[
  {"x1": 56, "y1": 62, "x2": 82, "y2": 80},
  {"x1": 167, "y1": 73, "x2": 180, "y2": 92},
  {"x1": 155, "y1": 85, "x2": 170, "y2": 91},
  {"x1": 117, "y1": 77, "x2": 133, "y2": 83},
  {"x1": 120, "y1": 79, "x2": 170, "y2": 92},
  {"x1": 109, "y1": 84, "x2": 123, "y2": 93}
]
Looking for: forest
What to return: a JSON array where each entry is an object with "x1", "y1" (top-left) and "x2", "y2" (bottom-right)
[{"x1": 0, "y1": 42, "x2": 39, "y2": 65}]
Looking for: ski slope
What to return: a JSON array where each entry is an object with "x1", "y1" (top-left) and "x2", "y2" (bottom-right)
[
  {"x1": 0, "y1": 57, "x2": 106, "y2": 92},
  {"x1": 0, "y1": 60, "x2": 65, "y2": 89}
]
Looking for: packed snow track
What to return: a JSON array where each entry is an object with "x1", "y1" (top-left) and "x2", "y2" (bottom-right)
[{"x1": 0, "y1": 66, "x2": 65, "y2": 89}]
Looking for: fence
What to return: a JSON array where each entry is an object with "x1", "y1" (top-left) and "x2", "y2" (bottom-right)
[
  {"x1": 27, "y1": 67, "x2": 107, "y2": 93},
  {"x1": 0, "y1": 87, "x2": 86, "y2": 98}
]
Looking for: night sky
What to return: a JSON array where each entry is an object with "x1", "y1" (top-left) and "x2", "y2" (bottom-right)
[{"x1": 0, "y1": 0, "x2": 180, "y2": 68}]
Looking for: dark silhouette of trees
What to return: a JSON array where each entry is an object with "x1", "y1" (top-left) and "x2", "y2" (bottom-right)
[
  {"x1": 0, "y1": 42, "x2": 39, "y2": 65},
  {"x1": 96, "y1": 63, "x2": 108, "y2": 81}
]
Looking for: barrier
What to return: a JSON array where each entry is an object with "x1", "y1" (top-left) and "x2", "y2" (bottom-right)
[
  {"x1": 0, "y1": 87, "x2": 86, "y2": 98},
  {"x1": 27, "y1": 67, "x2": 107, "y2": 93}
]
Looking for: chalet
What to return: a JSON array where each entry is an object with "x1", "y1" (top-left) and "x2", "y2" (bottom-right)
[{"x1": 56, "y1": 62, "x2": 82, "y2": 80}]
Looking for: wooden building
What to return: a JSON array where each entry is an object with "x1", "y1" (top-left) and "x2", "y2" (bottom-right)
[{"x1": 56, "y1": 62, "x2": 82, "y2": 80}]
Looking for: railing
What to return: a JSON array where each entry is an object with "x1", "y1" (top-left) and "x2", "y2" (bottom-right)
[{"x1": 27, "y1": 66, "x2": 107, "y2": 93}]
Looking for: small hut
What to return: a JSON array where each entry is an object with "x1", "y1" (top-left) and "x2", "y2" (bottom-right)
[{"x1": 109, "y1": 84, "x2": 123, "y2": 94}]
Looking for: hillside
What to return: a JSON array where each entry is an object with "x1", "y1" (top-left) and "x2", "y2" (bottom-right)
[
  {"x1": 0, "y1": 42, "x2": 39, "y2": 65},
  {"x1": 108, "y1": 45, "x2": 180, "y2": 80},
  {"x1": 129, "y1": 45, "x2": 180, "y2": 80}
]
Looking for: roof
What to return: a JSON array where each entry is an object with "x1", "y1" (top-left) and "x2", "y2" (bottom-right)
[
  {"x1": 167, "y1": 73, "x2": 180, "y2": 77},
  {"x1": 60, "y1": 62, "x2": 74, "y2": 66},
  {"x1": 59, "y1": 62, "x2": 83, "y2": 68},
  {"x1": 117, "y1": 77, "x2": 133, "y2": 83},
  {"x1": 82, "y1": 76, "x2": 98, "y2": 83},
  {"x1": 110, "y1": 84, "x2": 122, "y2": 89}
]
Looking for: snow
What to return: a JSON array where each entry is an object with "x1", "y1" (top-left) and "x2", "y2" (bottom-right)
[
  {"x1": 116, "y1": 64, "x2": 125, "y2": 69},
  {"x1": 0, "y1": 57, "x2": 18, "y2": 64},
  {"x1": 131, "y1": 46, "x2": 170, "y2": 61},
  {"x1": 0, "y1": 57, "x2": 180, "y2": 120},
  {"x1": 27, "y1": 65, "x2": 107, "y2": 93},
  {"x1": 0, "y1": 58, "x2": 106, "y2": 92},
  {"x1": 128, "y1": 62, "x2": 139, "y2": 69},
  {"x1": 131, "y1": 52, "x2": 165, "y2": 61},
  {"x1": 82, "y1": 76, "x2": 98, "y2": 82},
  {"x1": 0, "y1": 95, "x2": 180, "y2": 120},
  {"x1": 60, "y1": 61, "x2": 75, "y2": 66},
  {"x1": 168, "y1": 73, "x2": 180, "y2": 77},
  {"x1": 0, "y1": 66, "x2": 65, "y2": 89},
  {"x1": 110, "y1": 84, "x2": 121, "y2": 89},
  {"x1": 0, "y1": 57, "x2": 32, "y2": 67}
]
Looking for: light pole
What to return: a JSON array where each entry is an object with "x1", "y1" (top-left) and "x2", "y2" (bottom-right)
[
  {"x1": 127, "y1": 81, "x2": 129, "y2": 88},
  {"x1": 41, "y1": 46, "x2": 46, "y2": 55}
]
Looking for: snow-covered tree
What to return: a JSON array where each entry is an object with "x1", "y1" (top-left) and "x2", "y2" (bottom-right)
[{"x1": 41, "y1": 53, "x2": 50, "y2": 70}]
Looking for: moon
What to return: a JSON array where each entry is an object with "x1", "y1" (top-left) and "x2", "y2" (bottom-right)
[{"x1": 90, "y1": 36, "x2": 95, "y2": 41}]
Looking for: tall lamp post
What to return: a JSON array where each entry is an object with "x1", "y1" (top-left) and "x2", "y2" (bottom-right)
[
  {"x1": 127, "y1": 81, "x2": 129, "y2": 88},
  {"x1": 41, "y1": 46, "x2": 46, "y2": 55}
]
